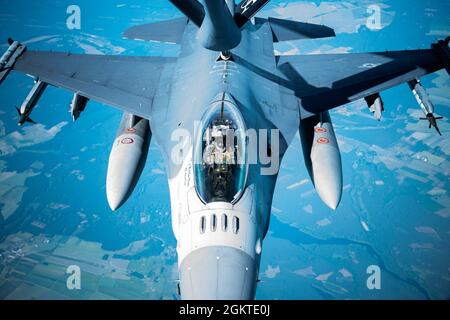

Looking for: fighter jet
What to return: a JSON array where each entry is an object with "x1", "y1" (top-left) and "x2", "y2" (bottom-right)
[{"x1": 0, "y1": 0, "x2": 449, "y2": 299}]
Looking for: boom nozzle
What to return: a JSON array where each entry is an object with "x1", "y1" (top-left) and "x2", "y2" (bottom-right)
[
  {"x1": 196, "y1": 0, "x2": 241, "y2": 51},
  {"x1": 169, "y1": 0, "x2": 271, "y2": 51}
]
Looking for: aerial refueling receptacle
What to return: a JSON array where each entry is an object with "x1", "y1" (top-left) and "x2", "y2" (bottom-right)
[{"x1": 408, "y1": 78, "x2": 434, "y2": 115}]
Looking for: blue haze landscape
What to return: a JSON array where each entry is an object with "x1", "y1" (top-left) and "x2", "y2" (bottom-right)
[{"x1": 0, "y1": 0, "x2": 449, "y2": 299}]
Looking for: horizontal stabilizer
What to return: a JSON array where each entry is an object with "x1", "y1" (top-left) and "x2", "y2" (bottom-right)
[
  {"x1": 257, "y1": 17, "x2": 336, "y2": 42},
  {"x1": 123, "y1": 17, "x2": 188, "y2": 44}
]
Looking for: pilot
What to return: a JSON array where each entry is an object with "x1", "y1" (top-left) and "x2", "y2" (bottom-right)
[
  {"x1": 203, "y1": 136, "x2": 216, "y2": 165},
  {"x1": 204, "y1": 127, "x2": 235, "y2": 165},
  {"x1": 202, "y1": 123, "x2": 237, "y2": 202},
  {"x1": 210, "y1": 162, "x2": 233, "y2": 201}
]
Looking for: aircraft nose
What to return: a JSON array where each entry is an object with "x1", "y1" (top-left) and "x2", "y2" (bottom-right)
[{"x1": 179, "y1": 246, "x2": 257, "y2": 300}]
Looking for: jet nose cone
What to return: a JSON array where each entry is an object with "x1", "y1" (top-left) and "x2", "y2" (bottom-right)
[{"x1": 179, "y1": 246, "x2": 257, "y2": 300}]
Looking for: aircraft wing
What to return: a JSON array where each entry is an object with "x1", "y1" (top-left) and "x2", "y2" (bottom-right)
[
  {"x1": 277, "y1": 42, "x2": 449, "y2": 117},
  {"x1": 10, "y1": 50, "x2": 176, "y2": 120}
]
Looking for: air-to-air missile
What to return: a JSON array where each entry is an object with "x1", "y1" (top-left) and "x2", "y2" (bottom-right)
[
  {"x1": 408, "y1": 78, "x2": 443, "y2": 135},
  {"x1": 16, "y1": 79, "x2": 47, "y2": 126},
  {"x1": 300, "y1": 111, "x2": 343, "y2": 210},
  {"x1": 106, "y1": 112, "x2": 151, "y2": 210},
  {"x1": 0, "y1": 39, "x2": 20, "y2": 68},
  {"x1": 0, "y1": 38, "x2": 26, "y2": 85},
  {"x1": 0, "y1": 39, "x2": 44, "y2": 126}
]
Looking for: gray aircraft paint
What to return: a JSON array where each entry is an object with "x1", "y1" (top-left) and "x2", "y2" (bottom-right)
[
  {"x1": 1, "y1": 0, "x2": 448, "y2": 300},
  {"x1": 151, "y1": 21, "x2": 298, "y2": 235},
  {"x1": 107, "y1": 113, "x2": 151, "y2": 211}
]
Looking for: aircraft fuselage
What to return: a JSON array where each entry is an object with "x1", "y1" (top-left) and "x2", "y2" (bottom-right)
[{"x1": 150, "y1": 22, "x2": 299, "y2": 299}]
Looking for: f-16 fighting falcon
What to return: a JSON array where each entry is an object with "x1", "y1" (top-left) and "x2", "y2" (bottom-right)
[{"x1": 0, "y1": 0, "x2": 449, "y2": 299}]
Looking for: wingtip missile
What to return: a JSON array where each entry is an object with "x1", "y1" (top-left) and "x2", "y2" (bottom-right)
[{"x1": 408, "y1": 79, "x2": 445, "y2": 136}]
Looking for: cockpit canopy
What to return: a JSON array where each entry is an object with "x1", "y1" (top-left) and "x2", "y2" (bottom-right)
[{"x1": 194, "y1": 99, "x2": 248, "y2": 204}]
